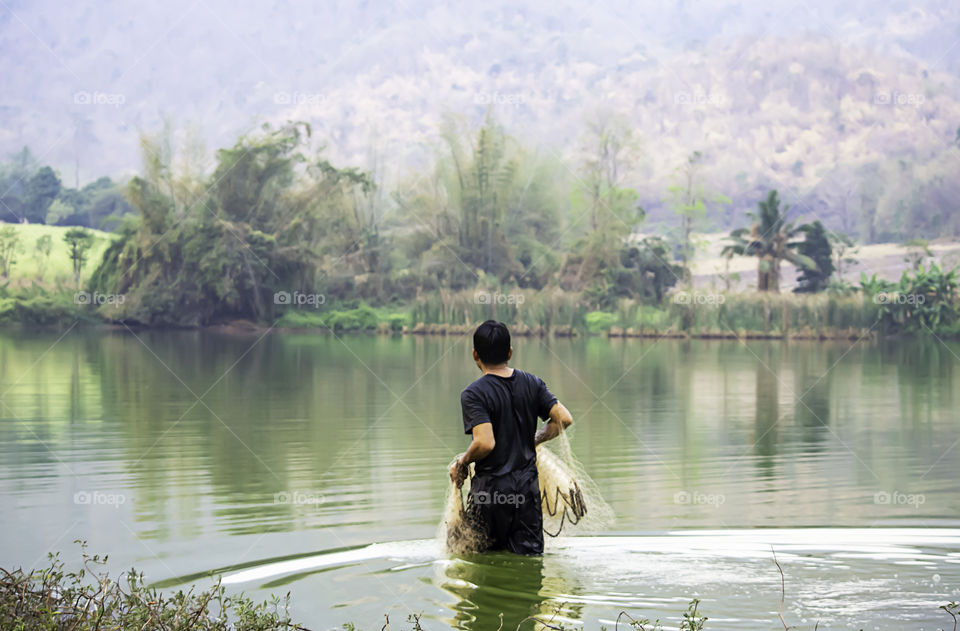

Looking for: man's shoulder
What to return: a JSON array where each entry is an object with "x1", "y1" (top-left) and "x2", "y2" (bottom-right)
[
  {"x1": 512, "y1": 369, "x2": 543, "y2": 386},
  {"x1": 461, "y1": 375, "x2": 492, "y2": 398}
]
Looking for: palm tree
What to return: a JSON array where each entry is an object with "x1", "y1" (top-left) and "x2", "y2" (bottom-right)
[{"x1": 723, "y1": 190, "x2": 816, "y2": 292}]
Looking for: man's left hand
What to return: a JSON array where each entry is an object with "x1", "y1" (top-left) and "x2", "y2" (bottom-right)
[{"x1": 449, "y1": 457, "x2": 467, "y2": 487}]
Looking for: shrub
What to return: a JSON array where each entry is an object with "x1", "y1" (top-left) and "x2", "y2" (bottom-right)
[
  {"x1": 0, "y1": 544, "x2": 309, "y2": 630},
  {"x1": 585, "y1": 311, "x2": 618, "y2": 333}
]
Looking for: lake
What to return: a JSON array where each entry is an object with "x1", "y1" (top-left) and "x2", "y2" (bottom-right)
[{"x1": 1, "y1": 329, "x2": 959, "y2": 629}]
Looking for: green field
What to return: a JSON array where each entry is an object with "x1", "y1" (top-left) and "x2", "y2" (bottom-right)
[{"x1": 0, "y1": 223, "x2": 112, "y2": 289}]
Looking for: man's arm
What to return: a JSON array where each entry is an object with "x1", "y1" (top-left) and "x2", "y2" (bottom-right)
[
  {"x1": 450, "y1": 422, "x2": 495, "y2": 487},
  {"x1": 534, "y1": 401, "x2": 573, "y2": 446}
]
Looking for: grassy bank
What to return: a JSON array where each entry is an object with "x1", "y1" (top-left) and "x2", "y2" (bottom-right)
[
  {"x1": 0, "y1": 290, "x2": 920, "y2": 341},
  {"x1": 271, "y1": 263, "x2": 959, "y2": 340},
  {"x1": 269, "y1": 291, "x2": 882, "y2": 341}
]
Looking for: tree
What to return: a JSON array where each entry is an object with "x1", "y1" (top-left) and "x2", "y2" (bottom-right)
[
  {"x1": 34, "y1": 234, "x2": 53, "y2": 279},
  {"x1": 719, "y1": 249, "x2": 741, "y2": 291},
  {"x1": 89, "y1": 121, "x2": 374, "y2": 325},
  {"x1": 794, "y1": 220, "x2": 834, "y2": 293},
  {"x1": 578, "y1": 112, "x2": 640, "y2": 232},
  {"x1": 64, "y1": 227, "x2": 94, "y2": 289},
  {"x1": 563, "y1": 113, "x2": 645, "y2": 297},
  {"x1": 396, "y1": 113, "x2": 564, "y2": 290},
  {"x1": 723, "y1": 190, "x2": 816, "y2": 292},
  {"x1": 580, "y1": 235, "x2": 679, "y2": 309},
  {"x1": 0, "y1": 226, "x2": 21, "y2": 278},
  {"x1": 452, "y1": 114, "x2": 519, "y2": 278},
  {"x1": 25, "y1": 166, "x2": 61, "y2": 223},
  {"x1": 830, "y1": 231, "x2": 858, "y2": 283},
  {"x1": 50, "y1": 177, "x2": 134, "y2": 228},
  {"x1": 626, "y1": 236, "x2": 682, "y2": 301},
  {"x1": 666, "y1": 151, "x2": 731, "y2": 282},
  {"x1": 0, "y1": 147, "x2": 42, "y2": 222}
]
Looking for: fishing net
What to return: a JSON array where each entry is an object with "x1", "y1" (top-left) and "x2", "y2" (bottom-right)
[
  {"x1": 536, "y1": 430, "x2": 614, "y2": 536},
  {"x1": 441, "y1": 430, "x2": 613, "y2": 553}
]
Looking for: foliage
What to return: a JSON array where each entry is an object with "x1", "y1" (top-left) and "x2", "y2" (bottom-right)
[
  {"x1": 794, "y1": 220, "x2": 834, "y2": 293},
  {"x1": 723, "y1": 190, "x2": 817, "y2": 292},
  {"x1": 89, "y1": 122, "x2": 373, "y2": 326},
  {"x1": 627, "y1": 236, "x2": 682, "y2": 302},
  {"x1": 664, "y1": 291, "x2": 879, "y2": 335},
  {"x1": 0, "y1": 147, "x2": 40, "y2": 223},
  {"x1": 0, "y1": 119, "x2": 937, "y2": 334},
  {"x1": 24, "y1": 165, "x2": 61, "y2": 224},
  {"x1": 0, "y1": 288, "x2": 83, "y2": 326},
  {"x1": 395, "y1": 113, "x2": 565, "y2": 291},
  {"x1": 0, "y1": 223, "x2": 111, "y2": 291},
  {"x1": 63, "y1": 227, "x2": 95, "y2": 289},
  {"x1": 277, "y1": 305, "x2": 409, "y2": 332},
  {"x1": 666, "y1": 152, "x2": 731, "y2": 282},
  {"x1": 585, "y1": 311, "x2": 619, "y2": 333},
  {"x1": 579, "y1": 236, "x2": 680, "y2": 310},
  {"x1": 577, "y1": 112, "x2": 642, "y2": 234},
  {"x1": 33, "y1": 234, "x2": 53, "y2": 278},
  {"x1": 0, "y1": 543, "x2": 309, "y2": 630},
  {"x1": 679, "y1": 599, "x2": 707, "y2": 631},
  {"x1": 868, "y1": 151, "x2": 960, "y2": 243},
  {"x1": 859, "y1": 264, "x2": 960, "y2": 336},
  {"x1": 554, "y1": 113, "x2": 648, "y2": 306},
  {"x1": 0, "y1": 225, "x2": 21, "y2": 278},
  {"x1": 830, "y1": 230, "x2": 858, "y2": 283},
  {"x1": 0, "y1": 148, "x2": 132, "y2": 228},
  {"x1": 54, "y1": 176, "x2": 134, "y2": 229},
  {"x1": 290, "y1": 305, "x2": 378, "y2": 332}
]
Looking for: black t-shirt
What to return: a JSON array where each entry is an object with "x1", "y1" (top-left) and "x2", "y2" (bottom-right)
[{"x1": 460, "y1": 369, "x2": 558, "y2": 478}]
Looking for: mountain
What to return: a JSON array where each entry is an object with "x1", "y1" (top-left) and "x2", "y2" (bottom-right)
[{"x1": 1, "y1": 0, "x2": 958, "y2": 237}]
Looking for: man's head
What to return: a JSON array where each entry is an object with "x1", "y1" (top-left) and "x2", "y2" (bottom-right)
[{"x1": 472, "y1": 320, "x2": 512, "y2": 369}]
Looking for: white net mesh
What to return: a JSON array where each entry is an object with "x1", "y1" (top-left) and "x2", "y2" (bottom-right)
[{"x1": 442, "y1": 429, "x2": 613, "y2": 553}]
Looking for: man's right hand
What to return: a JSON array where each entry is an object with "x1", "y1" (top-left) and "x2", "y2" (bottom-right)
[{"x1": 535, "y1": 402, "x2": 574, "y2": 445}]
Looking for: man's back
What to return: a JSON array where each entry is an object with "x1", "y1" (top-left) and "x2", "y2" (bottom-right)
[
  {"x1": 461, "y1": 369, "x2": 558, "y2": 477},
  {"x1": 450, "y1": 320, "x2": 573, "y2": 555}
]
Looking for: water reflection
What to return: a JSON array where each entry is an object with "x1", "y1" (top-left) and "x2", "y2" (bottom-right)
[
  {"x1": 2, "y1": 330, "x2": 960, "y2": 571},
  {"x1": 752, "y1": 343, "x2": 780, "y2": 466},
  {"x1": 443, "y1": 554, "x2": 545, "y2": 629},
  {"x1": 441, "y1": 551, "x2": 589, "y2": 631}
]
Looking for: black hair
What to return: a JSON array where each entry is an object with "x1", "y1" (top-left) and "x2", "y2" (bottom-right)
[{"x1": 473, "y1": 320, "x2": 511, "y2": 365}]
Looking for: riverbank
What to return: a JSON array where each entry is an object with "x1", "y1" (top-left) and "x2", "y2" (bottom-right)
[
  {"x1": 0, "y1": 289, "x2": 937, "y2": 341},
  {"x1": 268, "y1": 323, "x2": 876, "y2": 341},
  {"x1": 1, "y1": 220, "x2": 957, "y2": 339},
  {"x1": 3, "y1": 269, "x2": 958, "y2": 340},
  {"x1": 260, "y1": 291, "x2": 886, "y2": 341}
]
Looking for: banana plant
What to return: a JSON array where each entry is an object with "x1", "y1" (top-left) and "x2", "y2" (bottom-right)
[{"x1": 722, "y1": 190, "x2": 816, "y2": 292}]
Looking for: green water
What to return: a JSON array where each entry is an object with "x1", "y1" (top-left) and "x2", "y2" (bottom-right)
[{"x1": 1, "y1": 329, "x2": 959, "y2": 629}]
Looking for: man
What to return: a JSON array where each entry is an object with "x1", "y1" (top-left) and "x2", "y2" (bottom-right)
[{"x1": 449, "y1": 320, "x2": 574, "y2": 555}]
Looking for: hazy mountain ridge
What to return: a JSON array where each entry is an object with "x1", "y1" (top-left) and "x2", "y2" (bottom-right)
[
  {"x1": 1, "y1": 0, "x2": 958, "y2": 236},
  {"x1": 275, "y1": 33, "x2": 960, "y2": 234}
]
